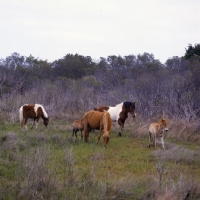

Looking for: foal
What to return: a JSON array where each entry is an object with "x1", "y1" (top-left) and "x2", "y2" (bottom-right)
[
  {"x1": 72, "y1": 119, "x2": 84, "y2": 139},
  {"x1": 148, "y1": 118, "x2": 168, "y2": 150}
]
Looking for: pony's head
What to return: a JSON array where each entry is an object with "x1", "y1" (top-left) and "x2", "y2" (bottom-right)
[
  {"x1": 123, "y1": 101, "x2": 136, "y2": 118},
  {"x1": 103, "y1": 132, "x2": 110, "y2": 148},
  {"x1": 160, "y1": 118, "x2": 168, "y2": 131},
  {"x1": 43, "y1": 117, "x2": 49, "y2": 127}
]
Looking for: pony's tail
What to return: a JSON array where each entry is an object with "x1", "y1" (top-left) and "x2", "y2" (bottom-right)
[{"x1": 19, "y1": 106, "x2": 24, "y2": 127}]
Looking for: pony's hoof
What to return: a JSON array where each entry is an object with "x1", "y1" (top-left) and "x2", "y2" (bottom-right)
[{"x1": 118, "y1": 132, "x2": 122, "y2": 137}]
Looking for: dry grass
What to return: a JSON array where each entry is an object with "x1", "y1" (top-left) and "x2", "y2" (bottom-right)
[{"x1": 129, "y1": 117, "x2": 200, "y2": 144}]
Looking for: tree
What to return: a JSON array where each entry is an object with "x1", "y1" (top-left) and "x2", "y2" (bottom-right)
[
  {"x1": 184, "y1": 44, "x2": 200, "y2": 60},
  {"x1": 52, "y1": 54, "x2": 96, "y2": 79}
]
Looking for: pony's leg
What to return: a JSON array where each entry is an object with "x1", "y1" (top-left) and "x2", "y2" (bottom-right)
[
  {"x1": 80, "y1": 130, "x2": 83, "y2": 140},
  {"x1": 35, "y1": 118, "x2": 40, "y2": 129},
  {"x1": 117, "y1": 126, "x2": 124, "y2": 137},
  {"x1": 31, "y1": 120, "x2": 35, "y2": 129},
  {"x1": 96, "y1": 130, "x2": 102, "y2": 144},
  {"x1": 75, "y1": 129, "x2": 78, "y2": 139},
  {"x1": 72, "y1": 129, "x2": 75, "y2": 137},
  {"x1": 148, "y1": 132, "x2": 151, "y2": 148},
  {"x1": 118, "y1": 127, "x2": 123, "y2": 137},
  {"x1": 84, "y1": 124, "x2": 89, "y2": 142},
  {"x1": 153, "y1": 134, "x2": 156, "y2": 149},
  {"x1": 118, "y1": 120, "x2": 124, "y2": 136},
  {"x1": 161, "y1": 136, "x2": 165, "y2": 150},
  {"x1": 24, "y1": 118, "x2": 28, "y2": 130}
]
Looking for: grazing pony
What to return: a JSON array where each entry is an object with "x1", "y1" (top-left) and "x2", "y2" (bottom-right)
[
  {"x1": 148, "y1": 118, "x2": 168, "y2": 150},
  {"x1": 83, "y1": 110, "x2": 112, "y2": 147},
  {"x1": 94, "y1": 101, "x2": 136, "y2": 136},
  {"x1": 72, "y1": 119, "x2": 84, "y2": 139},
  {"x1": 19, "y1": 104, "x2": 49, "y2": 130}
]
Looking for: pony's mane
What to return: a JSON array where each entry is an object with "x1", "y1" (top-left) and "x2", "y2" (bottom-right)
[
  {"x1": 115, "y1": 102, "x2": 123, "y2": 107},
  {"x1": 103, "y1": 111, "x2": 108, "y2": 132},
  {"x1": 35, "y1": 104, "x2": 48, "y2": 118}
]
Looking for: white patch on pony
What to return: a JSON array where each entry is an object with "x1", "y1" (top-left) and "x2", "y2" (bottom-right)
[
  {"x1": 107, "y1": 102, "x2": 123, "y2": 122},
  {"x1": 34, "y1": 104, "x2": 48, "y2": 118}
]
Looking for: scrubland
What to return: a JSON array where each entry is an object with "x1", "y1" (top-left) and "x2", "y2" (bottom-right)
[
  {"x1": 1, "y1": 51, "x2": 200, "y2": 199},
  {"x1": 0, "y1": 116, "x2": 200, "y2": 200}
]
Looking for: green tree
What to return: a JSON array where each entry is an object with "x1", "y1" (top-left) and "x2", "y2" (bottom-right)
[
  {"x1": 184, "y1": 44, "x2": 200, "y2": 60},
  {"x1": 52, "y1": 54, "x2": 96, "y2": 79}
]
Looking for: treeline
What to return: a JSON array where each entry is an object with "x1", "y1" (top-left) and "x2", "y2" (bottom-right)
[{"x1": 0, "y1": 44, "x2": 200, "y2": 122}]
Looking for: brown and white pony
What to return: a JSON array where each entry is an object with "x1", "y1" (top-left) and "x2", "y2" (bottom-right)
[
  {"x1": 19, "y1": 104, "x2": 49, "y2": 130},
  {"x1": 148, "y1": 118, "x2": 168, "y2": 150},
  {"x1": 83, "y1": 110, "x2": 112, "y2": 147},
  {"x1": 94, "y1": 101, "x2": 136, "y2": 136},
  {"x1": 72, "y1": 119, "x2": 84, "y2": 139}
]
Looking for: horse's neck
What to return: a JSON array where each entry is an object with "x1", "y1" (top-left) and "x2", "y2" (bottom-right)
[
  {"x1": 109, "y1": 106, "x2": 121, "y2": 118},
  {"x1": 41, "y1": 115, "x2": 47, "y2": 120},
  {"x1": 157, "y1": 121, "x2": 164, "y2": 130}
]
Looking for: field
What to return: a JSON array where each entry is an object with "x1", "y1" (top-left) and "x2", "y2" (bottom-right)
[{"x1": 0, "y1": 118, "x2": 200, "y2": 200}]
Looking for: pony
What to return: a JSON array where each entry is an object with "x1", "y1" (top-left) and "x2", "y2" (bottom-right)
[
  {"x1": 148, "y1": 118, "x2": 169, "y2": 150},
  {"x1": 83, "y1": 110, "x2": 112, "y2": 147},
  {"x1": 19, "y1": 104, "x2": 49, "y2": 130},
  {"x1": 94, "y1": 101, "x2": 136, "y2": 136},
  {"x1": 72, "y1": 119, "x2": 84, "y2": 139}
]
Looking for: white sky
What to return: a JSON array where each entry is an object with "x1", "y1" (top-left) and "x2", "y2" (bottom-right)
[{"x1": 0, "y1": 0, "x2": 200, "y2": 63}]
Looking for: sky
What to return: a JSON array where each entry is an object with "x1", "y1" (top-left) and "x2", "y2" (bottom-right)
[{"x1": 0, "y1": 0, "x2": 200, "y2": 64}]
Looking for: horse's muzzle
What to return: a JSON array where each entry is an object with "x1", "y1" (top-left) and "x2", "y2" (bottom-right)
[{"x1": 132, "y1": 113, "x2": 136, "y2": 118}]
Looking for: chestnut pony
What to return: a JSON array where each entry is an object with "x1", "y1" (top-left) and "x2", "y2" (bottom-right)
[
  {"x1": 94, "y1": 101, "x2": 136, "y2": 136},
  {"x1": 83, "y1": 110, "x2": 112, "y2": 147},
  {"x1": 19, "y1": 104, "x2": 49, "y2": 130}
]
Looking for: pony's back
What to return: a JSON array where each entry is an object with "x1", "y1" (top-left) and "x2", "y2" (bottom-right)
[
  {"x1": 72, "y1": 120, "x2": 84, "y2": 130},
  {"x1": 84, "y1": 110, "x2": 104, "y2": 130}
]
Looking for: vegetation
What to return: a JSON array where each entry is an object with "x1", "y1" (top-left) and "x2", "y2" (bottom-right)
[{"x1": 0, "y1": 44, "x2": 200, "y2": 199}]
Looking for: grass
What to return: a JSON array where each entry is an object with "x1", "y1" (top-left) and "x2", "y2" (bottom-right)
[{"x1": 0, "y1": 120, "x2": 200, "y2": 199}]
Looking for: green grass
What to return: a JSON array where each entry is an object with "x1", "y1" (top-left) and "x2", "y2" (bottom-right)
[{"x1": 0, "y1": 121, "x2": 200, "y2": 199}]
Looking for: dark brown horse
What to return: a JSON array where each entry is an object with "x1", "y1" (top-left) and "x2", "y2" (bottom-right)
[
  {"x1": 19, "y1": 104, "x2": 49, "y2": 130},
  {"x1": 83, "y1": 110, "x2": 112, "y2": 147},
  {"x1": 94, "y1": 101, "x2": 136, "y2": 136}
]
